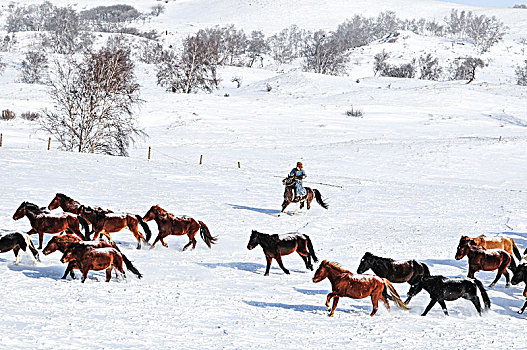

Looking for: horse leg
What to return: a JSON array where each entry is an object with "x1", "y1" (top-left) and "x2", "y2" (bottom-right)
[
  {"x1": 297, "y1": 245, "x2": 312, "y2": 270},
  {"x1": 466, "y1": 295, "x2": 482, "y2": 315},
  {"x1": 62, "y1": 262, "x2": 75, "y2": 279},
  {"x1": 329, "y1": 296, "x2": 340, "y2": 317},
  {"x1": 81, "y1": 268, "x2": 89, "y2": 283},
  {"x1": 437, "y1": 300, "x2": 449, "y2": 316},
  {"x1": 489, "y1": 271, "x2": 503, "y2": 288},
  {"x1": 421, "y1": 298, "x2": 437, "y2": 316},
  {"x1": 467, "y1": 267, "x2": 476, "y2": 279},
  {"x1": 105, "y1": 267, "x2": 112, "y2": 282},
  {"x1": 503, "y1": 268, "x2": 511, "y2": 288},
  {"x1": 518, "y1": 300, "x2": 527, "y2": 314},
  {"x1": 129, "y1": 224, "x2": 143, "y2": 250},
  {"x1": 38, "y1": 232, "x2": 44, "y2": 250},
  {"x1": 275, "y1": 255, "x2": 290, "y2": 275},
  {"x1": 150, "y1": 234, "x2": 162, "y2": 249},
  {"x1": 370, "y1": 294, "x2": 380, "y2": 317},
  {"x1": 380, "y1": 292, "x2": 390, "y2": 312},
  {"x1": 264, "y1": 256, "x2": 272, "y2": 276},
  {"x1": 13, "y1": 247, "x2": 20, "y2": 265},
  {"x1": 326, "y1": 292, "x2": 339, "y2": 309}
]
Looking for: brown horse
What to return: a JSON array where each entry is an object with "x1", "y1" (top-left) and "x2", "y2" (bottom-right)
[
  {"x1": 44, "y1": 236, "x2": 142, "y2": 279},
  {"x1": 48, "y1": 193, "x2": 112, "y2": 215},
  {"x1": 313, "y1": 260, "x2": 409, "y2": 316},
  {"x1": 13, "y1": 202, "x2": 90, "y2": 249},
  {"x1": 280, "y1": 175, "x2": 328, "y2": 216},
  {"x1": 455, "y1": 237, "x2": 512, "y2": 288},
  {"x1": 460, "y1": 235, "x2": 521, "y2": 268},
  {"x1": 79, "y1": 206, "x2": 151, "y2": 249},
  {"x1": 60, "y1": 244, "x2": 126, "y2": 283},
  {"x1": 142, "y1": 205, "x2": 217, "y2": 250},
  {"x1": 247, "y1": 230, "x2": 318, "y2": 275}
]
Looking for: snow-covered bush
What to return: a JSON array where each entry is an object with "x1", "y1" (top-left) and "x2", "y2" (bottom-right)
[
  {"x1": 150, "y1": 4, "x2": 165, "y2": 16},
  {"x1": 1, "y1": 109, "x2": 16, "y2": 120},
  {"x1": 301, "y1": 30, "x2": 350, "y2": 76},
  {"x1": 195, "y1": 25, "x2": 248, "y2": 67},
  {"x1": 267, "y1": 25, "x2": 308, "y2": 65},
  {"x1": 418, "y1": 53, "x2": 442, "y2": 80},
  {"x1": 19, "y1": 51, "x2": 49, "y2": 84},
  {"x1": 20, "y1": 111, "x2": 41, "y2": 121},
  {"x1": 450, "y1": 57, "x2": 485, "y2": 83},
  {"x1": 0, "y1": 57, "x2": 5, "y2": 76},
  {"x1": 346, "y1": 106, "x2": 364, "y2": 117},
  {"x1": 515, "y1": 60, "x2": 527, "y2": 85},
  {"x1": 247, "y1": 30, "x2": 268, "y2": 67},
  {"x1": 373, "y1": 50, "x2": 416, "y2": 78}
]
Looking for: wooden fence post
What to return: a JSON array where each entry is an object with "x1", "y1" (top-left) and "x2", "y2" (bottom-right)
[
  {"x1": 0, "y1": 133, "x2": 2, "y2": 147},
  {"x1": 148, "y1": 146, "x2": 151, "y2": 160},
  {"x1": 200, "y1": 155, "x2": 203, "y2": 165},
  {"x1": 498, "y1": 136, "x2": 502, "y2": 142},
  {"x1": 238, "y1": 161, "x2": 241, "y2": 168},
  {"x1": 47, "y1": 137, "x2": 51, "y2": 150}
]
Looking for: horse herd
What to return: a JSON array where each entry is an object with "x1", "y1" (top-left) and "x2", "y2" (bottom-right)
[{"x1": 2, "y1": 192, "x2": 527, "y2": 317}]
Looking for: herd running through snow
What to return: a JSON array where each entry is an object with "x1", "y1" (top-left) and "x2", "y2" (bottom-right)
[{"x1": 2, "y1": 192, "x2": 527, "y2": 316}]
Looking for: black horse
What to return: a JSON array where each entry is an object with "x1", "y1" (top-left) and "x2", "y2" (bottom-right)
[
  {"x1": 0, "y1": 232, "x2": 40, "y2": 264},
  {"x1": 280, "y1": 176, "x2": 328, "y2": 215},
  {"x1": 406, "y1": 275, "x2": 491, "y2": 316},
  {"x1": 511, "y1": 262, "x2": 527, "y2": 314},
  {"x1": 247, "y1": 230, "x2": 318, "y2": 275},
  {"x1": 357, "y1": 252, "x2": 430, "y2": 286}
]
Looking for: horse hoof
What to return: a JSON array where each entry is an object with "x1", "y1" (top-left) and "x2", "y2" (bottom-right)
[
  {"x1": 488, "y1": 283, "x2": 496, "y2": 288},
  {"x1": 506, "y1": 284, "x2": 511, "y2": 288},
  {"x1": 518, "y1": 310, "x2": 524, "y2": 314},
  {"x1": 264, "y1": 273, "x2": 269, "y2": 276},
  {"x1": 284, "y1": 271, "x2": 290, "y2": 275}
]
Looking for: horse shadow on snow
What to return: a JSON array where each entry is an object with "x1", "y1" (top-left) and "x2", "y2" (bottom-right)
[
  {"x1": 243, "y1": 300, "x2": 364, "y2": 314},
  {"x1": 226, "y1": 204, "x2": 281, "y2": 216},
  {"x1": 197, "y1": 261, "x2": 306, "y2": 275}
]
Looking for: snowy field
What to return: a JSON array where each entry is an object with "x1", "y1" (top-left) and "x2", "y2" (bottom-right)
[{"x1": 1, "y1": 0, "x2": 527, "y2": 349}]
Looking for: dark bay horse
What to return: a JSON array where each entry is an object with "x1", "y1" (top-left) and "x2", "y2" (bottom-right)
[
  {"x1": 142, "y1": 205, "x2": 217, "y2": 250},
  {"x1": 79, "y1": 206, "x2": 151, "y2": 249},
  {"x1": 0, "y1": 232, "x2": 39, "y2": 264},
  {"x1": 455, "y1": 237, "x2": 512, "y2": 287},
  {"x1": 48, "y1": 193, "x2": 112, "y2": 215},
  {"x1": 61, "y1": 244, "x2": 126, "y2": 283},
  {"x1": 357, "y1": 252, "x2": 430, "y2": 287},
  {"x1": 312, "y1": 260, "x2": 409, "y2": 317},
  {"x1": 13, "y1": 202, "x2": 90, "y2": 249},
  {"x1": 247, "y1": 230, "x2": 318, "y2": 275},
  {"x1": 511, "y1": 262, "x2": 527, "y2": 314},
  {"x1": 460, "y1": 235, "x2": 521, "y2": 268},
  {"x1": 280, "y1": 175, "x2": 328, "y2": 216},
  {"x1": 406, "y1": 275, "x2": 491, "y2": 316},
  {"x1": 50, "y1": 239, "x2": 142, "y2": 279}
]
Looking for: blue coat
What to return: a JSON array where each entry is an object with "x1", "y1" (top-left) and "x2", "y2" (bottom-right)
[{"x1": 289, "y1": 168, "x2": 307, "y2": 197}]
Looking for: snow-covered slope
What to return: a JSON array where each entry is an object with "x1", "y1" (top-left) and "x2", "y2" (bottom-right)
[{"x1": 1, "y1": 0, "x2": 527, "y2": 349}]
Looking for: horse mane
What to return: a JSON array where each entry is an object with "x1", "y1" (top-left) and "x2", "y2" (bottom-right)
[
  {"x1": 323, "y1": 260, "x2": 348, "y2": 273},
  {"x1": 23, "y1": 202, "x2": 45, "y2": 213},
  {"x1": 56, "y1": 193, "x2": 76, "y2": 202}
]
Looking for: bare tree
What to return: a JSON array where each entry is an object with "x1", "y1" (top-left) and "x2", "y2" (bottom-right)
[
  {"x1": 302, "y1": 30, "x2": 350, "y2": 76},
  {"x1": 156, "y1": 35, "x2": 220, "y2": 93},
  {"x1": 515, "y1": 60, "x2": 527, "y2": 85},
  {"x1": 450, "y1": 57, "x2": 485, "y2": 83},
  {"x1": 40, "y1": 48, "x2": 144, "y2": 156},
  {"x1": 0, "y1": 57, "x2": 5, "y2": 76},
  {"x1": 247, "y1": 30, "x2": 268, "y2": 67},
  {"x1": 373, "y1": 50, "x2": 390, "y2": 76},
  {"x1": 20, "y1": 50, "x2": 49, "y2": 84},
  {"x1": 418, "y1": 53, "x2": 442, "y2": 80},
  {"x1": 150, "y1": 4, "x2": 165, "y2": 17}
]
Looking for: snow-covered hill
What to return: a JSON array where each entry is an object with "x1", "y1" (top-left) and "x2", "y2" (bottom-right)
[{"x1": 1, "y1": 0, "x2": 527, "y2": 349}]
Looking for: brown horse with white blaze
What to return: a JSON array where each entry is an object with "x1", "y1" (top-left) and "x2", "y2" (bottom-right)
[
  {"x1": 313, "y1": 260, "x2": 409, "y2": 317},
  {"x1": 13, "y1": 202, "x2": 90, "y2": 249},
  {"x1": 455, "y1": 237, "x2": 512, "y2": 288},
  {"x1": 143, "y1": 205, "x2": 217, "y2": 250}
]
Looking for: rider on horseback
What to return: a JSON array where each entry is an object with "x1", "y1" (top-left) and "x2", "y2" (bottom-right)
[{"x1": 289, "y1": 162, "x2": 307, "y2": 201}]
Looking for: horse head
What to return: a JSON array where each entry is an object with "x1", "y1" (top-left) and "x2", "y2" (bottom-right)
[
  {"x1": 512, "y1": 264, "x2": 527, "y2": 285},
  {"x1": 48, "y1": 194, "x2": 62, "y2": 210},
  {"x1": 282, "y1": 176, "x2": 295, "y2": 187},
  {"x1": 43, "y1": 236, "x2": 60, "y2": 255},
  {"x1": 143, "y1": 205, "x2": 165, "y2": 222},
  {"x1": 247, "y1": 230, "x2": 260, "y2": 250},
  {"x1": 313, "y1": 260, "x2": 330, "y2": 283},
  {"x1": 12, "y1": 202, "x2": 28, "y2": 220},
  {"x1": 405, "y1": 276, "x2": 426, "y2": 303},
  {"x1": 60, "y1": 243, "x2": 85, "y2": 263},
  {"x1": 455, "y1": 236, "x2": 476, "y2": 260},
  {"x1": 357, "y1": 252, "x2": 374, "y2": 274}
]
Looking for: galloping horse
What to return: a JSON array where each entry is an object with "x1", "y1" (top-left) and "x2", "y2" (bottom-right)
[
  {"x1": 61, "y1": 244, "x2": 126, "y2": 283},
  {"x1": 280, "y1": 175, "x2": 328, "y2": 216},
  {"x1": 143, "y1": 205, "x2": 217, "y2": 250},
  {"x1": 0, "y1": 232, "x2": 39, "y2": 264},
  {"x1": 78, "y1": 206, "x2": 151, "y2": 249},
  {"x1": 406, "y1": 275, "x2": 491, "y2": 315},
  {"x1": 357, "y1": 252, "x2": 430, "y2": 289},
  {"x1": 13, "y1": 202, "x2": 90, "y2": 249},
  {"x1": 312, "y1": 260, "x2": 409, "y2": 317},
  {"x1": 511, "y1": 262, "x2": 527, "y2": 314},
  {"x1": 455, "y1": 237, "x2": 511, "y2": 287},
  {"x1": 247, "y1": 230, "x2": 318, "y2": 276},
  {"x1": 48, "y1": 193, "x2": 112, "y2": 215},
  {"x1": 459, "y1": 235, "x2": 521, "y2": 268}
]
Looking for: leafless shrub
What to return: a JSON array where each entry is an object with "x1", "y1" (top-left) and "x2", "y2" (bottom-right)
[
  {"x1": 247, "y1": 30, "x2": 268, "y2": 67},
  {"x1": 374, "y1": 50, "x2": 415, "y2": 78},
  {"x1": 1, "y1": 109, "x2": 16, "y2": 120},
  {"x1": 266, "y1": 83, "x2": 272, "y2": 92},
  {"x1": 418, "y1": 53, "x2": 442, "y2": 80},
  {"x1": 515, "y1": 60, "x2": 527, "y2": 85},
  {"x1": 231, "y1": 76, "x2": 242, "y2": 88},
  {"x1": 0, "y1": 57, "x2": 5, "y2": 75},
  {"x1": 137, "y1": 40, "x2": 164, "y2": 64},
  {"x1": 20, "y1": 50, "x2": 49, "y2": 84},
  {"x1": 267, "y1": 25, "x2": 308, "y2": 65},
  {"x1": 346, "y1": 106, "x2": 364, "y2": 117},
  {"x1": 21, "y1": 111, "x2": 41, "y2": 121},
  {"x1": 450, "y1": 56, "x2": 485, "y2": 83},
  {"x1": 301, "y1": 30, "x2": 350, "y2": 76},
  {"x1": 150, "y1": 4, "x2": 165, "y2": 16},
  {"x1": 40, "y1": 48, "x2": 144, "y2": 156}
]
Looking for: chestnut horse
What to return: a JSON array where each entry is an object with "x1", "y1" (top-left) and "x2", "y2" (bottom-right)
[
  {"x1": 48, "y1": 193, "x2": 112, "y2": 215},
  {"x1": 13, "y1": 202, "x2": 90, "y2": 249},
  {"x1": 460, "y1": 235, "x2": 521, "y2": 268},
  {"x1": 47, "y1": 238, "x2": 142, "y2": 279},
  {"x1": 0, "y1": 232, "x2": 39, "y2": 264},
  {"x1": 60, "y1": 244, "x2": 126, "y2": 283},
  {"x1": 312, "y1": 260, "x2": 409, "y2": 317},
  {"x1": 142, "y1": 205, "x2": 217, "y2": 250},
  {"x1": 455, "y1": 237, "x2": 511, "y2": 287},
  {"x1": 280, "y1": 175, "x2": 328, "y2": 216},
  {"x1": 247, "y1": 230, "x2": 318, "y2": 275},
  {"x1": 78, "y1": 206, "x2": 151, "y2": 249}
]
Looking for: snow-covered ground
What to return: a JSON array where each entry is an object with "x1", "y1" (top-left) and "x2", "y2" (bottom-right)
[{"x1": 1, "y1": 0, "x2": 527, "y2": 349}]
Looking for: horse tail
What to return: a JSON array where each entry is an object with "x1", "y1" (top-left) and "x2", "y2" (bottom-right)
[
  {"x1": 120, "y1": 251, "x2": 142, "y2": 279},
  {"x1": 198, "y1": 221, "x2": 217, "y2": 248},
  {"x1": 313, "y1": 189, "x2": 329, "y2": 209},
  {"x1": 422, "y1": 263, "x2": 431, "y2": 277},
  {"x1": 473, "y1": 278, "x2": 491, "y2": 310},
  {"x1": 509, "y1": 254, "x2": 517, "y2": 270},
  {"x1": 383, "y1": 280, "x2": 410, "y2": 310},
  {"x1": 511, "y1": 238, "x2": 522, "y2": 260},
  {"x1": 305, "y1": 235, "x2": 318, "y2": 263},
  {"x1": 136, "y1": 215, "x2": 152, "y2": 242},
  {"x1": 21, "y1": 233, "x2": 40, "y2": 263},
  {"x1": 77, "y1": 216, "x2": 91, "y2": 240}
]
